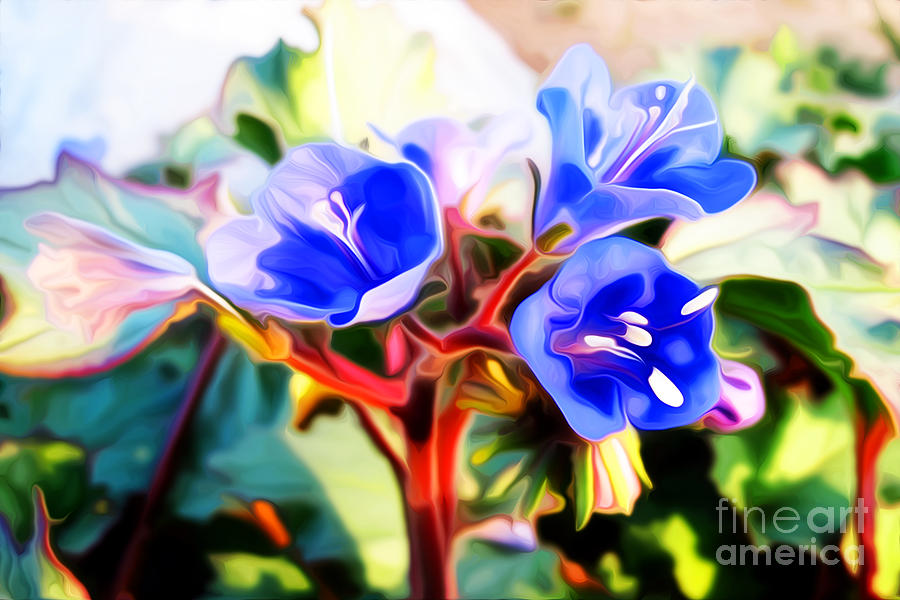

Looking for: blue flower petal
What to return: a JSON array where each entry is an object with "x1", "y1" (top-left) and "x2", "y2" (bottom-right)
[
  {"x1": 629, "y1": 157, "x2": 759, "y2": 214},
  {"x1": 534, "y1": 45, "x2": 757, "y2": 253},
  {"x1": 537, "y1": 44, "x2": 613, "y2": 171},
  {"x1": 511, "y1": 237, "x2": 721, "y2": 440},
  {"x1": 206, "y1": 143, "x2": 443, "y2": 326},
  {"x1": 510, "y1": 285, "x2": 627, "y2": 440}
]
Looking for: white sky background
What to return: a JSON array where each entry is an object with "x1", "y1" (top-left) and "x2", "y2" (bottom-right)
[
  {"x1": 0, "y1": 0, "x2": 536, "y2": 187},
  {"x1": 0, "y1": 1, "x2": 318, "y2": 186}
]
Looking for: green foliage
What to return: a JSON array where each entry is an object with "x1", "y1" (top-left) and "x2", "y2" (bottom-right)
[
  {"x1": 330, "y1": 326, "x2": 386, "y2": 374},
  {"x1": 205, "y1": 553, "x2": 312, "y2": 599},
  {"x1": 834, "y1": 132, "x2": 900, "y2": 183},
  {"x1": 4, "y1": 9, "x2": 900, "y2": 598},
  {"x1": 521, "y1": 277, "x2": 882, "y2": 599},
  {"x1": 456, "y1": 540, "x2": 569, "y2": 600},
  {"x1": 464, "y1": 235, "x2": 524, "y2": 281},
  {"x1": 233, "y1": 113, "x2": 283, "y2": 165},
  {"x1": 817, "y1": 46, "x2": 890, "y2": 97},
  {"x1": 0, "y1": 490, "x2": 89, "y2": 600},
  {"x1": 663, "y1": 30, "x2": 900, "y2": 185},
  {"x1": 170, "y1": 340, "x2": 409, "y2": 598},
  {"x1": 618, "y1": 218, "x2": 672, "y2": 247},
  {"x1": 715, "y1": 278, "x2": 885, "y2": 421},
  {"x1": 0, "y1": 319, "x2": 410, "y2": 598},
  {"x1": 0, "y1": 320, "x2": 209, "y2": 555},
  {"x1": 0, "y1": 441, "x2": 86, "y2": 543}
]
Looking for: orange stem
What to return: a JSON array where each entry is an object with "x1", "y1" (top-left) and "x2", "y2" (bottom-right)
[
  {"x1": 473, "y1": 247, "x2": 541, "y2": 330},
  {"x1": 285, "y1": 340, "x2": 407, "y2": 408},
  {"x1": 856, "y1": 412, "x2": 893, "y2": 599},
  {"x1": 401, "y1": 315, "x2": 511, "y2": 357}
]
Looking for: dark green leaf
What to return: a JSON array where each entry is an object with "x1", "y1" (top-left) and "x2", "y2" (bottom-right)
[{"x1": 234, "y1": 113, "x2": 283, "y2": 165}]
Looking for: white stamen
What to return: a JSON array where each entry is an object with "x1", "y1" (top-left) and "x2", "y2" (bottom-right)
[
  {"x1": 329, "y1": 190, "x2": 350, "y2": 219},
  {"x1": 655, "y1": 85, "x2": 666, "y2": 101},
  {"x1": 623, "y1": 324, "x2": 652, "y2": 347},
  {"x1": 607, "y1": 78, "x2": 717, "y2": 183},
  {"x1": 618, "y1": 311, "x2": 649, "y2": 325},
  {"x1": 584, "y1": 335, "x2": 616, "y2": 348},
  {"x1": 313, "y1": 190, "x2": 377, "y2": 279},
  {"x1": 681, "y1": 287, "x2": 718, "y2": 316},
  {"x1": 649, "y1": 367, "x2": 684, "y2": 407},
  {"x1": 578, "y1": 335, "x2": 642, "y2": 361}
]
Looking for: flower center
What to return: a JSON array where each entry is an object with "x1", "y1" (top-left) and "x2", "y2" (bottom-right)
[
  {"x1": 558, "y1": 310, "x2": 689, "y2": 409},
  {"x1": 312, "y1": 190, "x2": 379, "y2": 280}
]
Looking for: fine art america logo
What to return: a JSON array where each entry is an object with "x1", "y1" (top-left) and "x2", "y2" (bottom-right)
[{"x1": 715, "y1": 498, "x2": 868, "y2": 567}]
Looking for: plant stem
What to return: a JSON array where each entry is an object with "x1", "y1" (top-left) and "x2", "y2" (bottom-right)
[
  {"x1": 855, "y1": 411, "x2": 893, "y2": 599},
  {"x1": 473, "y1": 247, "x2": 540, "y2": 330},
  {"x1": 436, "y1": 405, "x2": 471, "y2": 545},
  {"x1": 395, "y1": 378, "x2": 459, "y2": 599},
  {"x1": 401, "y1": 315, "x2": 511, "y2": 357},
  {"x1": 405, "y1": 498, "x2": 452, "y2": 600},
  {"x1": 444, "y1": 207, "x2": 471, "y2": 321},
  {"x1": 350, "y1": 403, "x2": 409, "y2": 486},
  {"x1": 286, "y1": 339, "x2": 407, "y2": 408},
  {"x1": 111, "y1": 329, "x2": 227, "y2": 600}
]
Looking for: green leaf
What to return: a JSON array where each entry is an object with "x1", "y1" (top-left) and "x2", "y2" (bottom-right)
[
  {"x1": 716, "y1": 278, "x2": 885, "y2": 420},
  {"x1": 571, "y1": 443, "x2": 594, "y2": 531},
  {"x1": 217, "y1": 3, "x2": 444, "y2": 150},
  {"x1": 770, "y1": 26, "x2": 802, "y2": 69},
  {"x1": 653, "y1": 514, "x2": 717, "y2": 599},
  {"x1": 464, "y1": 235, "x2": 524, "y2": 282},
  {"x1": 456, "y1": 540, "x2": 569, "y2": 599},
  {"x1": 618, "y1": 217, "x2": 672, "y2": 247},
  {"x1": 708, "y1": 279, "x2": 886, "y2": 548},
  {"x1": 0, "y1": 489, "x2": 89, "y2": 600},
  {"x1": 0, "y1": 154, "x2": 214, "y2": 375},
  {"x1": 835, "y1": 133, "x2": 900, "y2": 183},
  {"x1": 709, "y1": 387, "x2": 856, "y2": 545},
  {"x1": 171, "y1": 343, "x2": 409, "y2": 597},
  {"x1": 662, "y1": 174, "x2": 900, "y2": 419},
  {"x1": 461, "y1": 409, "x2": 569, "y2": 524},
  {"x1": 234, "y1": 113, "x2": 283, "y2": 165},
  {"x1": 330, "y1": 326, "x2": 385, "y2": 374},
  {"x1": 0, "y1": 440, "x2": 86, "y2": 543},
  {"x1": 817, "y1": 46, "x2": 890, "y2": 97},
  {"x1": 0, "y1": 319, "x2": 210, "y2": 556},
  {"x1": 596, "y1": 552, "x2": 638, "y2": 598},
  {"x1": 649, "y1": 39, "x2": 900, "y2": 172},
  {"x1": 874, "y1": 437, "x2": 900, "y2": 597},
  {"x1": 205, "y1": 552, "x2": 312, "y2": 599}
]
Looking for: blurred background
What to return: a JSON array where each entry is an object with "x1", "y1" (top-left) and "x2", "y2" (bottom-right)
[{"x1": 4, "y1": 1, "x2": 897, "y2": 186}]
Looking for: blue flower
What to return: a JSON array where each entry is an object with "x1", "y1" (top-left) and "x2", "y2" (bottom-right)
[
  {"x1": 510, "y1": 237, "x2": 721, "y2": 440},
  {"x1": 205, "y1": 143, "x2": 443, "y2": 327},
  {"x1": 534, "y1": 44, "x2": 757, "y2": 253}
]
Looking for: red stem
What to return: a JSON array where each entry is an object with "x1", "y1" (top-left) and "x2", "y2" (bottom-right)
[
  {"x1": 285, "y1": 339, "x2": 407, "y2": 408},
  {"x1": 444, "y1": 208, "x2": 471, "y2": 321},
  {"x1": 112, "y1": 330, "x2": 227, "y2": 600},
  {"x1": 397, "y1": 378, "x2": 475, "y2": 599},
  {"x1": 350, "y1": 403, "x2": 408, "y2": 486},
  {"x1": 405, "y1": 497, "x2": 452, "y2": 600},
  {"x1": 401, "y1": 379, "x2": 455, "y2": 600},
  {"x1": 436, "y1": 405, "x2": 472, "y2": 543},
  {"x1": 401, "y1": 315, "x2": 511, "y2": 357},
  {"x1": 272, "y1": 219, "x2": 539, "y2": 598},
  {"x1": 855, "y1": 412, "x2": 893, "y2": 599},
  {"x1": 473, "y1": 247, "x2": 540, "y2": 330}
]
